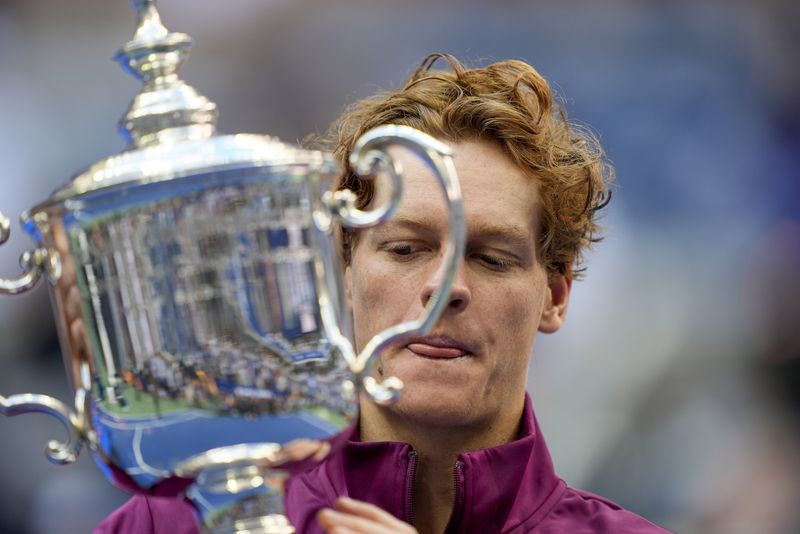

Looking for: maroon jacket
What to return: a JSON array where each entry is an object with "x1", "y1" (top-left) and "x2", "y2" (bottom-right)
[{"x1": 96, "y1": 396, "x2": 670, "y2": 533}]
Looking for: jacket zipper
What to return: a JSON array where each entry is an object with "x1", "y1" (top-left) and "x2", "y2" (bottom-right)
[
  {"x1": 405, "y1": 449, "x2": 418, "y2": 524},
  {"x1": 445, "y1": 460, "x2": 466, "y2": 533}
]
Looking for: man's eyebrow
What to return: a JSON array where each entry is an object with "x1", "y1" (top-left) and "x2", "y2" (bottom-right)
[
  {"x1": 368, "y1": 216, "x2": 439, "y2": 238},
  {"x1": 469, "y1": 222, "x2": 532, "y2": 244},
  {"x1": 371, "y1": 216, "x2": 534, "y2": 247}
]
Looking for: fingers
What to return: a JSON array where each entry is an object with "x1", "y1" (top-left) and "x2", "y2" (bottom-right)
[
  {"x1": 313, "y1": 441, "x2": 332, "y2": 462},
  {"x1": 317, "y1": 497, "x2": 418, "y2": 534},
  {"x1": 281, "y1": 439, "x2": 328, "y2": 462},
  {"x1": 65, "y1": 284, "x2": 82, "y2": 321},
  {"x1": 333, "y1": 497, "x2": 409, "y2": 525}
]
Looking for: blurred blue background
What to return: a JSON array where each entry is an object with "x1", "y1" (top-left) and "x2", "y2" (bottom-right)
[{"x1": 1, "y1": 1, "x2": 798, "y2": 532}]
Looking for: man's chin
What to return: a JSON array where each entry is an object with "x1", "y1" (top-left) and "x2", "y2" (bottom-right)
[
  {"x1": 384, "y1": 391, "x2": 482, "y2": 429},
  {"x1": 366, "y1": 356, "x2": 486, "y2": 427}
]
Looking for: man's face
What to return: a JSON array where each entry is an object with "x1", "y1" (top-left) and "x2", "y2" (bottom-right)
[{"x1": 345, "y1": 140, "x2": 569, "y2": 432}]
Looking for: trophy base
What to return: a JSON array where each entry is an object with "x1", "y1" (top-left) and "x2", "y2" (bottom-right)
[
  {"x1": 203, "y1": 514, "x2": 295, "y2": 534},
  {"x1": 190, "y1": 464, "x2": 295, "y2": 534},
  {"x1": 177, "y1": 443, "x2": 312, "y2": 534}
]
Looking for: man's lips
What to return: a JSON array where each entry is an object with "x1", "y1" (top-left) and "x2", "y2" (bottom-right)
[
  {"x1": 407, "y1": 343, "x2": 466, "y2": 358},
  {"x1": 405, "y1": 336, "x2": 472, "y2": 359}
]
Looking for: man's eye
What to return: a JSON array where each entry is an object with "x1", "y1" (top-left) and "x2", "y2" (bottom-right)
[
  {"x1": 389, "y1": 244, "x2": 413, "y2": 255},
  {"x1": 383, "y1": 243, "x2": 420, "y2": 259},
  {"x1": 474, "y1": 253, "x2": 513, "y2": 271}
]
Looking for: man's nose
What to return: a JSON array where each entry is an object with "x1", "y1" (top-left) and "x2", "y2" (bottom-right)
[{"x1": 420, "y1": 265, "x2": 471, "y2": 314}]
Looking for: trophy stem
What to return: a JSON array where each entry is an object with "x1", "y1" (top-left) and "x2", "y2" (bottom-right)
[{"x1": 188, "y1": 465, "x2": 295, "y2": 534}]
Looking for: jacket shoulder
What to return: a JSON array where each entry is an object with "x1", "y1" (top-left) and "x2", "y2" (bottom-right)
[
  {"x1": 94, "y1": 495, "x2": 198, "y2": 534},
  {"x1": 529, "y1": 487, "x2": 672, "y2": 534}
]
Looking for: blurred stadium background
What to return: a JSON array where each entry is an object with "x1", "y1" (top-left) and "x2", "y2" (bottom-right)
[{"x1": 1, "y1": 0, "x2": 798, "y2": 532}]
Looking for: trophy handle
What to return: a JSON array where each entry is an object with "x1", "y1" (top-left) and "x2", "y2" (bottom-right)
[
  {"x1": 0, "y1": 210, "x2": 58, "y2": 295},
  {"x1": 328, "y1": 124, "x2": 466, "y2": 405},
  {"x1": 1, "y1": 393, "x2": 83, "y2": 464}
]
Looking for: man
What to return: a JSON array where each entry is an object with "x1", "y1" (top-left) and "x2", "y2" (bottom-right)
[{"x1": 97, "y1": 55, "x2": 669, "y2": 533}]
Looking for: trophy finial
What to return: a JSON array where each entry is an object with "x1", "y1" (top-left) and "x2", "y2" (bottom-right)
[{"x1": 115, "y1": 0, "x2": 218, "y2": 148}]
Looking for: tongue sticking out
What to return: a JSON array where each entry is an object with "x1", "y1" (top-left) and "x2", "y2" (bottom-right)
[{"x1": 407, "y1": 343, "x2": 466, "y2": 359}]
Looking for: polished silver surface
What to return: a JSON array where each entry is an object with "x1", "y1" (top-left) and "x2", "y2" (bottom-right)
[
  {"x1": 46, "y1": 163, "x2": 359, "y2": 482},
  {"x1": 0, "y1": 392, "x2": 83, "y2": 464},
  {"x1": 0, "y1": 210, "x2": 55, "y2": 295},
  {"x1": 115, "y1": 0, "x2": 217, "y2": 150},
  {"x1": 0, "y1": 2, "x2": 464, "y2": 533}
]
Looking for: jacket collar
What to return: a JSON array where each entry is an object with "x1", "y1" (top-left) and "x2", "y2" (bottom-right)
[{"x1": 326, "y1": 393, "x2": 564, "y2": 531}]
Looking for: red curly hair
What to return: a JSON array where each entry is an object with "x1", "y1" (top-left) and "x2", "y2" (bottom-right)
[{"x1": 316, "y1": 53, "x2": 613, "y2": 278}]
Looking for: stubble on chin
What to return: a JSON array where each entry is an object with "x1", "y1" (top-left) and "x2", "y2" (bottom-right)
[{"x1": 360, "y1": 384, "x2": 484, "y2": 440}]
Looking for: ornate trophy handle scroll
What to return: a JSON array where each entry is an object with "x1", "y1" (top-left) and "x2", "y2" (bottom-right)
[
  {"x1": 327, "y1": 124, "x2": 466, "y2": 405},
  {"x1": 0, "y1": 210, "x2": 59, "y2": 295},
  {"x1": 322, "y1": 148, "x2": 403, "y2": 230},
  {"x1": 0, "y1": 393, "x2": 82, "y2": 464}
]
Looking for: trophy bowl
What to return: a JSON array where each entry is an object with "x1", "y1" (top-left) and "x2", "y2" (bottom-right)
[{"x1": 0, "y1": 2, "x2": 465, "y2": 533}]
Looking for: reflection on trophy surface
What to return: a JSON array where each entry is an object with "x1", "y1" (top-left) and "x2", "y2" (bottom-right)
[{"x1": 0, "y1": 1, "x2": 464, "y2": 533}]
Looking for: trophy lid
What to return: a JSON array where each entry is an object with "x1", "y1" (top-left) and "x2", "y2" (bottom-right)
[{"x1": 28, "y1": 0, "x2": 334, "y2": 216}]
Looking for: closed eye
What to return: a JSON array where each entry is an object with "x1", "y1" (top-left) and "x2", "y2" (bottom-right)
[
  {"x1": 388, "y1": 243, "x2": 414, "y2": 256},
  {"x1": 381, "y1": 241, "x2": 429, "y2": 261},
  {"x1": 472, "y1": 252, "x2": 515, "y2": 271}
]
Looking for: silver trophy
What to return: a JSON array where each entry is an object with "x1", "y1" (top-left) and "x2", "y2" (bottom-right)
[{"x1": 0, "y1": 2, "x2": 465, "y2": 533}]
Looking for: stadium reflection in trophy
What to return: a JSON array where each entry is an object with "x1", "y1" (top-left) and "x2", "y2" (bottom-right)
[{"x1": 0, "y1": 2, "x2": 464, "y2": 533}]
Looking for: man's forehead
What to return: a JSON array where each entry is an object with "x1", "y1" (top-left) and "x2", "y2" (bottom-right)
[{"x1": 370, "y1": 140, "x2": 542, "y2": 237}]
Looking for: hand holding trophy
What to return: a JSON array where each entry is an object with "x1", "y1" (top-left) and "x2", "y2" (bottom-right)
[{"x1": 0, "y1": 2, "x2": 464, "y2": 533}]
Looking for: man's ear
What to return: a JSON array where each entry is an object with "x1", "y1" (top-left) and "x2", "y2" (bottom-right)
[{"x1": 538, "y1": 271, "x2": 571, "y2": 334}]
